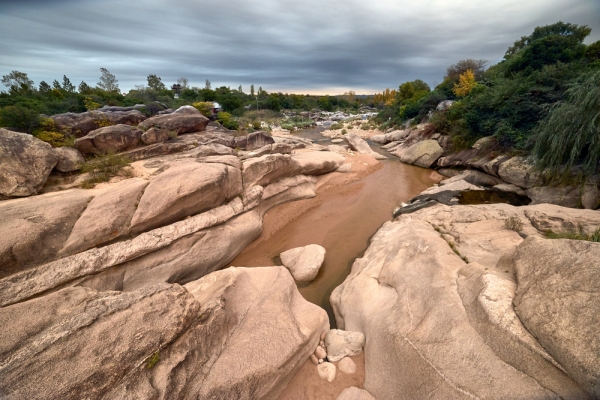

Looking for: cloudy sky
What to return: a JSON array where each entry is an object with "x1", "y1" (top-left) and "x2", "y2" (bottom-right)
[{"x1": 1, "y1": 0, "x2": 599, "y2": 94}]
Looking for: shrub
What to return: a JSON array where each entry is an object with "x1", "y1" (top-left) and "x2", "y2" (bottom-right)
[
  {"x1": 341, "y1": 128, "x2": 347, "y2": 135},
  {"x1": 0, "y1": 105, "x2": 40, "y2": 133},
  {"x1": 217, "y1": 111, "x2": 239, "y2": 130},
  {"x1": 329, "y1": 122, "x2": 343, "y2": 130},
  {"x1": 252, "y1": 120, "x2": 261, "y2": 130},
  {"x1": 145, "y1": 351, "x2": 160, "y2": 369},
  {"x1": 192, "y1": 101, "x2": 213, "y2": 118},
  {"x1": 532, "y1": 69, "x2": 600, "y2": 179},
  {"x1": 504, "y1": 216, "x2": 524, "y2": 232},
  {"x1": 80, "y1": 153, "x2": 131, "y2": 188}
]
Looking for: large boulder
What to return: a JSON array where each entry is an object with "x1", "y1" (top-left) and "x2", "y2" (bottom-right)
[
  {"x1": 74, "y1": 124, "x2": 143, "y2": 154},
  {"x1": 60, "y1": 178, "x2": 149, "y2": 256},
  {"x1": 526, "y1": 185, "x2": 581, "y2": 208},
  {"x1": 138, "y1": 106, "x2": 209, "y2": 134},
  {"x1": 344, "y1": 133, "x2": 387, "y2": 160},
  {"x1": 0, "y1": 189, "x2": 93, "y2": 274},
  {"x1": 292, "y1": 151, "x2": 345, "y2": 176},
  {"x1": 140, "y1": 127, "x2": 170, "y2": 145},
  {"x1": 280, "y1": 244, "x2": 326, "y2": 282},
  {"x1": 239, "y1": 143, "x2": 293, "y2": 160},
  {"x1": 235, "y1": 131, "x2": 275, "y2": 150},
  {"x1": 129, "y1": 161, "x2": 242, "y2": 234},
  {"x1": 497, "y1": 156, "x2": 541, "y2": 189},
  {"x1": 242, "y1": 154, "x2": 298, "y2": 189},
  {"x1": 513, "y1": 237, "x2": 600, "y2": 398},
  {"x1": 53, "y1": 146, "x2": 85, "y2": 172},
  {"x1": 52, "y1": 110, "x2": 146, "y2": 137},
  {"x1": 394, "y1": 139, "x2": 443, "y2": 168},
  {"x1": 0, "y1": 266, "x2": 328, "y2": 399},
  {"x1": 331, "y1": 216, "x2": 584, "y2": 399},
  {"x1": 0, "y1": 129, "x2": 59, "y2": 197}
]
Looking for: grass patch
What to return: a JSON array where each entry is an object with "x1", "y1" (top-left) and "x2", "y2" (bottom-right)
[
  {"x1": 544, "y1": 227, "x2": 600, "y2": 242},
  {"x1": 145, "y1": 351, "x2": 160, "y2": 369},
  {"x1": 329, "y1": 122, "x2": 343, "y2": 130},
  {"x1": 80, "y1": 153, "x2": 132, "y2": 188},
  {"x1": 504, "y1": 216, "x2": 524, "y2": 232}
]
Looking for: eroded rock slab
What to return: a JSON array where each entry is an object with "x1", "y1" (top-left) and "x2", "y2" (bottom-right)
[
  {"x1": 129, "y1": 161, "x2": 242, "y2": 234},
  {"x1": 138, "y1": 106, "x2": 209, "y2": 134},
  {"x1": 60, "y1": 178, "x2": 149, "y2": 256},
  {"x1": 513, "y1": 237, "x2": 600, "y2": 398},
  {"x1": 74, "y1": 124, "x2": 143, "y2": 154},
  {"x1": 0, "y1": 189, "x2": 93, "y2": 275}
]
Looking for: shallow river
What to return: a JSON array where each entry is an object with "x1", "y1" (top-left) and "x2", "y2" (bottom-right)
[{"x1": 230, "y1": 128, "x2": 440, "y2": 326}]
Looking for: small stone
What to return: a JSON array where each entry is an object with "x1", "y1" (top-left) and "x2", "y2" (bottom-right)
[
  {"x1": 319, "y1": 340, "x2": 325, "y2": 348},
  {"x1": 338, "y1": 357, "x2": 357, "y2": 374},
  {"x1": 310, "y1": 354, "x2": 319, "y2": 365},
  {"x1": 314, "y1": 345, "x2": 327, "y2": 359},
  {"x1": 319, "y1": 359, "x2": 324, "y2": 364},
  {"x1": 317, "y1": 362, "x2": 336, "y2": 382},
  {"x1": 325, "y1": 329, "x2": 365, "y2": 362}
]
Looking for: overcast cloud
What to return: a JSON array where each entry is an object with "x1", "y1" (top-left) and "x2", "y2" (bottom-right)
[{"x1": 1, "y1": 0, "x2": 599, "y2": 94}]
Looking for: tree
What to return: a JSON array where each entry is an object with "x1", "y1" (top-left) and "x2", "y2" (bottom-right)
[
  {"x1": 0, "y1": 105, "x2": 40, "y2": 133},
  {"x1": 1, "y1": 70, "x2": 34, "y2": 94},
  {"x1": 205, "y1": 79, "x2": 211, "y2": 90},
  {"x1": 97, "y1": 68, "x2": 119, "y2": 92},
  {"x1": 177, "y1": 77, "x2": 189, "y2": 89},
  {"x1": 238, "y1": 85, "x2": 243, "y2": 93},
  {"x1": 78, "y1": 81, "x2": 93, "y2": 94},
  {"x1": 250, "y1": 84, "x2": 255, "y2": 96},
  {"x1": 446, "y1": 59, "x2": 488, "y2": 81},
  {"x1": 505, "y1": 21, "x2": 591, "y2": 58},
  {"x1": 39, "y1": 81, "x2": 51, "y2": 93},
  {"x1": 147, "y1": 74, "x2": 166, "y2": 91},
  {"x1": 453, "y1": 70, "x2": 478, "y2": 97},
  {"x1": 62, "y1": 75, "x2": 75, "y2": 93}
]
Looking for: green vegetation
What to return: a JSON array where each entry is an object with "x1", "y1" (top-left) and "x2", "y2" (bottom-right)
[
  {"x1": 544, "y1": 227, "x2": 600, "y2": 242},
  {"x1": 80, "y1": 153, "x2": 132, "y2": 188},
  {"x1": 374, "y1": 21, "x2": 600, "y2": 178},
  {"x1": 145, "y1": 351, "x2": 160, "y2": 369}
]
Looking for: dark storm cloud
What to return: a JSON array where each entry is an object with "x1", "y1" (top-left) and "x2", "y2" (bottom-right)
[{"x1": 1, "y1": 0, "x2": 599, "y2": 94}]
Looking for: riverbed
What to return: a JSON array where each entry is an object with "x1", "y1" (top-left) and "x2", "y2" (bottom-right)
[{"x1": 230, "y1": 128, "x2": 442, "y2": 326}]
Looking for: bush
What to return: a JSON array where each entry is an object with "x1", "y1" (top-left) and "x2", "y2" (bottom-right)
[
  {"x1": 0, "y1": 105, "x2": 40, "y2": 133},
  {"x1": 532, "y1": 69, "x2": 600, "y2": 179},
  {"x1": 192, "y1": 101, "x2": 213, "y2": 118},
  {"x1": 80, "y1": 153, "x2": 131, "y2": 188},
  {"x1": 504, "y1": 216, "x2": 524, "y2": 232},
  {"x1": 329, "y1": 122, "x2": 343, "y2": 130},
  {"x1": 217, "y1": 111, "x2": 239, "y2": 130}
]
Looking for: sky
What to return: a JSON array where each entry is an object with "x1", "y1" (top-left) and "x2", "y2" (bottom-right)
[{"x1": 0, "y1": 0, "x2": 599, "y2": 95}]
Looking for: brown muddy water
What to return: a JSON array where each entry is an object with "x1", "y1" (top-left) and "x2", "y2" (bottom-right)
[{"x1": 230, "y1": 131, "x2": 441, "y2": 326}]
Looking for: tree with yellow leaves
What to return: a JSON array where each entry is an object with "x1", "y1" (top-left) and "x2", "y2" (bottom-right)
[{"x1": 453, "y1": 69, "x2": 477, "y2": 97}]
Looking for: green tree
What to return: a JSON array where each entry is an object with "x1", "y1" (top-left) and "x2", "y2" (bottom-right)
[
  {"x1": 250, "y1": 84, "x2": 255, "y2": 96},
  {"x1": 97, "y1": 68, "x2": 119, "y2": 92},
  {"x1": 1, "y1": 70, "x2": 35, "y2": 95},
  {"x1": 205, "y1": 79, "x2": 211, "y2": 90},
  {"x1": 147, "y1": 74, "x2": 166, "y2": 91},
  {"x1": 39, "y1": 81, "x2": 51, "y2": 93},
  {"x1": 78, "y1": 81, "x2": 93, "y2": 94},
  {"x1": 505, "y1": 21, "x2": 591, "y2": 58},
  {"x1": 62, "y1": 75, "x2": 75, "y2": 93}
]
